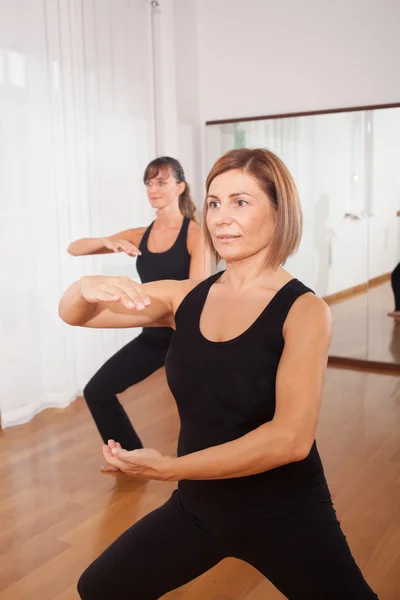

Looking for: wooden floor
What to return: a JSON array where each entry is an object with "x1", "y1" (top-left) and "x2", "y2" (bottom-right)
[
  {"x1": 0, "y1": 366, "x2": 399, "y2": 599},
  {"x1": 330, "y1": 281, "x2": 400, "y2": 365}
]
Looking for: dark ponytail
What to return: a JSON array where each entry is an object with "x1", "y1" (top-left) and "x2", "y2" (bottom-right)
[
  {"x1": 143, "y1": 156, "x2": 198, "y2": 223},
  {"x1": 178, "y1": 180, "x2": 197, "y2": 222}
]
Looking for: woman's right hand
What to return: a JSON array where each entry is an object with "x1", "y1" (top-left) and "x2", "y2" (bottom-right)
[
  {"x1": 80, "y1": 276, "x2": 151, "y2": 311},
  {"x1": 101, "y1": 238, "x2": 142, "y2": 257}
]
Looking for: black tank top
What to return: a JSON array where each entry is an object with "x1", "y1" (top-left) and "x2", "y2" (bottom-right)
[
  {"x1": 165, "y1": 272, "x2": 330, "y2": 511},
  {"x1": 136, "y1": 217, "x2": 191, "y2": 339},
  {"x1": 136, "y1": 217, "x2": 191, "y2": 283}
]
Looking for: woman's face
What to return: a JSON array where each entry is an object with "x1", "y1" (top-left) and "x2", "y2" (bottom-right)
[
  {"x1": 206, "y1": 169, "x2": 276, "y2": 263},
  {"x1": 145, "y1": 168, "x2": 185, "y2": 211}
]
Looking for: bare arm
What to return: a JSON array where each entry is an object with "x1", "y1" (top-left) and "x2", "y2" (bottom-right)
[
  {"x1": 160, "y1": 294, "x2": 332, "y2": 481},
  {"x1": 58, "y1": 275, "x2": 194, "y2": 330},
  {"x1": 187, "y1": 224, "x2": 211, "y2": 279},
  {"x1": 67, "y1": 227, "x2": 145, "y2": 256}
]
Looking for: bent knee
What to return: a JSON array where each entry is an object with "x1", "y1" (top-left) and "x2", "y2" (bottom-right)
[
  {"x1": 77, "y1": 566, "x2": 98, "y2": 600},
  {"x1": 83, "y1": 376, "x2": 112, "y2": 405}
]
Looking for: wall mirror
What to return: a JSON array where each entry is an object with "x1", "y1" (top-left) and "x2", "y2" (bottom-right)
[{"x1": 205, "y1": 104, "x2": 400, "y2": 369}]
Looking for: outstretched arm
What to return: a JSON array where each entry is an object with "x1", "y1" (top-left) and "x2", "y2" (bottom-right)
[
  {"x1": 67, "y1": 227, "x2": 145, "y2": 256},
  {"x1": 58, "y1": 276, "x2": 193, "y2": 330}
]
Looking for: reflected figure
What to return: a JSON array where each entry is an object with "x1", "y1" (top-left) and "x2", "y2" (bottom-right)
[
  {"x1": 387, "y1": 210, "x2": 400, "y2": 319},
  {"x1": 314, "y1": 194, "x2": 337, "y2": 297},
  {"x1": 389, "y1": 320, "x2": 400, "y2": 363}
]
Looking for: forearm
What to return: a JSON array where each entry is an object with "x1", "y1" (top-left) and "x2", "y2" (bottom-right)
[
  {"x1": 165, "y1": 422, "x2": 306, "y2": 482},
  {"x1": 58, "y1": 280, "x2": 96, "y2": 325},
  {"x1": 67, "y1": 238, "x2": 110, "y2": 256}
]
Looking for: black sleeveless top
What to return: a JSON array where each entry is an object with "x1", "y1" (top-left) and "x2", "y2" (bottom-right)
[
  {"x1": 165, "y1": 272, "x2": 330, "y2": 511},
  {"x1": 136, "y1": 217, "x2": 191, "y2": 339},
  {"x1": 136, "y1": 217, "x2": 191, "y2": 283}
]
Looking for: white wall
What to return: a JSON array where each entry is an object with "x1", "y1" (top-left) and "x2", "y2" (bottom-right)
[
  {"x1": 173, "y1": 0, "x2": 205, "y2": 211},
  {"x1": 195, "y1": 0, "x2": 400, "y2": 122}
]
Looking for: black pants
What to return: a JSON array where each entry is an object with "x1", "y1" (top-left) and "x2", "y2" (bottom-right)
[
  {"x1": 77, "y1": 490, "x2": 378, "y2": 600},
  {"x1": 83, "y1": 330, "x2": 172, "y2": 450},
  {"x1": 391, "y1": 262, "x2": 400, "y2": 311}
]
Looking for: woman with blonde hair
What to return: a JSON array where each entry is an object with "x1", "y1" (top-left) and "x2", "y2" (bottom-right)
[{"x1": 60, "y1": 148, "x2": 378, "y2": 599}]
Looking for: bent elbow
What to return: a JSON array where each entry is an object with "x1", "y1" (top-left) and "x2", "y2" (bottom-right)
[
  {"x1": 290, "y1": 440, "x2": 314, "y2": 463},
  {"x1": 58, "y1": 304, "x2": 81, "y2": 327}
]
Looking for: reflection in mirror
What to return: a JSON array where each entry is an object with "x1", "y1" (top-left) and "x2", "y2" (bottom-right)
[
  {"x1": 206, "y1": 105, "x2": 400, "y2": 368},
  {"x1": 366, "y1": 108, "x2": 400, "y2": 364}
]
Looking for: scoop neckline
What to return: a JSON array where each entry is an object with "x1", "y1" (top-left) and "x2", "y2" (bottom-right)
[
  {"x1": 198, "y1": 274, "x2": 297, "y2": 346},
  {"x1": 145, "y1": 217, "x2": 185, "y2": 255}
]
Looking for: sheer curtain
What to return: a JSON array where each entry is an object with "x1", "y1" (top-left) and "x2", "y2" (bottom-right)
[{"x1": 0, "y1": 0, "x2": 155, "y2": 427}]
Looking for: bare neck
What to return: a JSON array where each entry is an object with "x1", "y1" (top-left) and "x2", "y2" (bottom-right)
[
  {"x1": 154, "y1": 202, "x2": 183, "y2": 229},
  {"x1": 222, "y1": 252, "x2": 290, "y2": 291}
]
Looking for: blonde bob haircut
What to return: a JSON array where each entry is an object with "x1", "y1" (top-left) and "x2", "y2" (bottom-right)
[{"x1": 203, "y1": 148, "x2": 303, "y2": 270}]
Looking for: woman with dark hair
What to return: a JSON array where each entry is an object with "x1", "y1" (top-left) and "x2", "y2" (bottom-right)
[
  {"x1": 68, "y1": 157, "x2": 209, "y2": 469},
  {"x1": 387, "y1": 210, "x2": 400, "y2": 319},
  {"x1": 61, "y1": 148, "x2": 378, "y2": 599}
]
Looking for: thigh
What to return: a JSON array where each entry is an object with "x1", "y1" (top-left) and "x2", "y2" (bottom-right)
[
  {"x1": 77, "y1": 492, "x2": 223, "y2": 600},
  {"x1": 86, "y1": 334, "x2": 168, "y2": 396},
  {"x1": 236, "y1": 503, "x2": 378, "y2": 600}
]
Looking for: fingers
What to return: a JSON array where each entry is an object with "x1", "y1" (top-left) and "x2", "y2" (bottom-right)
[
  {"x1": 85, "y1": 276, "x2": 151, "y2": 310},
  {"x1": 123, "y1": 244, "x2": 142, "y2": 257},
  {"x1": 103, "y1": 239, "x2": 120, "y2": 253},
  {"x1": 103, "y1": 445, "x2": 127, "y2": 471},
  {"x1": 111, "y1": 278, "x2": 151, "y2": 311},
  {"x1": 107, "y1": 439, "x2": 121, "y2": 449},
  {"x1": 103, "y1": 445, "x2": 144, "y2": 476},
  {"x1": 114, "y1": 241, "x2": 142, "y2": 257},
  {"x1": 96, "y1": 291, "x2": 121, "y2": 303},
  {"x1": 101, "y1": 441, "x2": 123, "y2": 473},
  {"x1": 111, "y1": 447, "x2": 136, "y2": 462},
  {"x1": 95, "y1": 278, "x2": 150, "y2": 311},
  {"x1": 100, "y1": 463, "x2": 119, "y2": 473}
]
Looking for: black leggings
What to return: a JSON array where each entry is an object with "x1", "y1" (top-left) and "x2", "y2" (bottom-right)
[
  {"x1": 391, "y1": 262, "x2": 400, "y2": 311},
  {"x1": 77, "y1": 490, "x2": 378, "y2": 600},
  {"x1": 83, "y1": 331, "x2": 171, "y2": 450}
]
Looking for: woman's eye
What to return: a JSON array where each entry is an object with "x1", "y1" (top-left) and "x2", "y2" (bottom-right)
[
  {"x1": 236, "y1": 199, "x2": 248, "y2": 207},
  {"x1": 208, "y1": 201, "x2": 220, "y2": 209}
]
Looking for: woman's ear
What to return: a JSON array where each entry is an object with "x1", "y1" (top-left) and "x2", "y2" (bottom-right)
[{"x1": 177, "y1": 181, "x2": 186, "y2": 196}]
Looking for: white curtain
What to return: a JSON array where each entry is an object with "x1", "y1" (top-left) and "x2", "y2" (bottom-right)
[{"x1": 0, "y1": 0, "x2": 155, "y2": 427}]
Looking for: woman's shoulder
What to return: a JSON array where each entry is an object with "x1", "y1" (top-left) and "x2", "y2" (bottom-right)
[
  {"x1": 187, "y1": 220, "x2": 202, "y2": 237},
  {"x1": 118, "y1": 226, "x2": 148, "y2": 247},
  {"x1": 171, "y1": 277, "x2": 205, "y2": 313},
  {"x1": 283, "y1": 285, "x2": 332, "y2": 339}
]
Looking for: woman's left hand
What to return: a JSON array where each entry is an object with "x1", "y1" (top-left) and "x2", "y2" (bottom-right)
[{"x1": 103, "y1": 440, "x2": 172, "y2": 481}]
